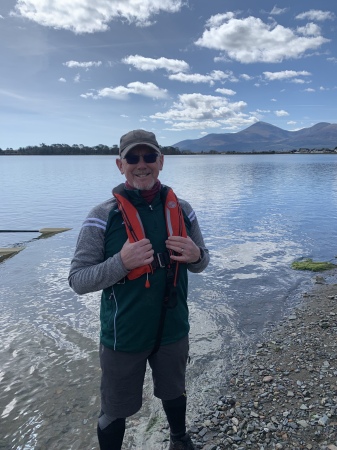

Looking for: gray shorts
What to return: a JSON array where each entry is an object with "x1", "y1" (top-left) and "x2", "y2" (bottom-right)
[{"x1": 99, "y1": 336, "x2": 189, "y2": 418}]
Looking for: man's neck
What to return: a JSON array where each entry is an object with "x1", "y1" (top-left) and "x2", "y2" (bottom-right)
[{"x1": 125, "y1": 180, "x2": 161, "y2": 203}]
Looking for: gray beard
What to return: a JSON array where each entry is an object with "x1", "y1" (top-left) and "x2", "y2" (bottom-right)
[{"x1": 132, "y1": 180, "x2": 155, "y2": 190}]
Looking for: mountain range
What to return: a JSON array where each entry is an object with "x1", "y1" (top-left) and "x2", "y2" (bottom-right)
[{"x1": 172, "y1": 122, "x2": 337, "y2": 153}]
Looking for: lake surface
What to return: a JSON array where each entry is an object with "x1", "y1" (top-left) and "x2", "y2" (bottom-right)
[{"x1": 1, "y1": 154, "x2": 337, "y2": 449}]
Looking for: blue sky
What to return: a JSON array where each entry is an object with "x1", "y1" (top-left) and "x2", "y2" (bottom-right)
[{"x1": 0, "y1": 0, "x2": 336, "y2": 149}]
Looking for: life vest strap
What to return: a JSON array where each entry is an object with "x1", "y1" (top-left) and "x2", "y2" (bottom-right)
[{"x1": 112, "y1": 183, "x2": 186, "y2": 287}]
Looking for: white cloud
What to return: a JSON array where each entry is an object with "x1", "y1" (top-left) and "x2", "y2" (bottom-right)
[
  {"x1": 290, "y1": 78, "x2": 308, "y2": 84},
  {"x1": 295, "y1": 10, "x2": 336, "y2": 22},
  {"x1": 297, "y1": 23, "x2": 321, "y2": 36},
  {"x1": 216, "y1": 88, "x2": 236, "y2": 96},
  {"x1": 327, "y1": 57, "x2": 337, "y2": 64},
  {"x1": 58, "y1": 77, "x2": 66, "y2": 82},
  {"x1": 263, "y1": 70, "x2": 311, "y2": 80},
  {"x1": 205, "y1": 12, "x2": 235, "y2": 28},
  {"x1": 63, "y1": 60, "x2": 102, "y2": 69},
  {"x1": 168, "y1": 70, "x2": 237, "y2": 84},
  {"x1": 274, "y1": 110, "x2": 289, "y2": 116},
  {"x1": 220, "y1": 117, "x2": 259, "y2": 130},
  {"x1": 150, "y1": 92, "x2": 258, "y2": 131},
  {"x1": 270, "y1": 7, "x2": 287, "y2": 16},
  {"x1": 11, "y1": 0, "x2": 184, "y2": 33},
  {"x1": 74, "y1": 73, "x2": 81, "y2": 83},
  {"x1": 123, "y1": 55, "x2": 189, "y2": 73},
  {"x1": 195, "y1": 13, "x2": 330, "y2": 63},
  {"x1": 304, "y1": 88, "x2": 315, "y2": 92},
  {"x1": 165, "y1": 121, "x2": 222, "y2": 131},
  {"x1": 213, "y1": 55, "x2": 230, "y2": 63},
  {"x1": 0, "y1": 89, "x2": 29, "y2": 100},
  {"x1": 287, "y1": 121, "x2": 297, "y2": 125},
  {"x1": 240, "y1": 74, "x2": 254, "y2": 81},
  {"x1": 81, "y1": 81, "x2": 168, "y2": 100}
]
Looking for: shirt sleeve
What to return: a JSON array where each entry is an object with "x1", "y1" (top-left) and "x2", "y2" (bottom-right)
[
  {"x1": 68, "y1": 199, "x2": 129, "y2": 295},
  {"x1": 179, "y1": 199, "x2": 210, "y2": 273}
]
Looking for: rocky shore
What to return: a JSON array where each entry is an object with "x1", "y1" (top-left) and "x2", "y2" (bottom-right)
[{"x1": 187, "y1": 272, "x2": 337, "y2": 450}]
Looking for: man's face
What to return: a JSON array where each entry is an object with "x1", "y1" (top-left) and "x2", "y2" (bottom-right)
[{"x1": 116, "y1": 145, "x2": 164, "y2": 190}]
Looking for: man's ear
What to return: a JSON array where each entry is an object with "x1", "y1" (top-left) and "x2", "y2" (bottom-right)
[
  {"x1": 116, "y1": 158, "x2": 124, "y2": 174},
  {"x1": 159, "y1": 154, "x2": 164, "y2": 171}
]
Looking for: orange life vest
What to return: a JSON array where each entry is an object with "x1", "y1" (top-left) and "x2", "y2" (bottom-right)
[{"x1": 113, "y1": 184, "x2": 187, "y2": 287}]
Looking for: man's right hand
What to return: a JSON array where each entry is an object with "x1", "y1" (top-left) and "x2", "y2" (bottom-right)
[{"x1": 120, "y1": 238, "x2": 154, "y2": 271}]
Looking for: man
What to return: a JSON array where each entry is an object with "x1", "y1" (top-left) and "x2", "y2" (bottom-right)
[{"x1": 68, "y1": 129, "x2": 209, "y2": 450}]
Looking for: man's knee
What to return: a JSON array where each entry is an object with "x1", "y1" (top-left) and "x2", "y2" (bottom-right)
[
  {"x1": 98, "y1": 413, "x2": 125, "y2": 432},
  {"x1": 162, "y1": 392, "x2": 187, "y2": 409}
]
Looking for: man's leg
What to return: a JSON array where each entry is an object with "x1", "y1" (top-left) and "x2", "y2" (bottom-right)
[
  {"x1": 148, "y1": 336, "x2": 195, "y2": 447},
  {"x1": 97, "y1": 413, "x2": 126, "y2": 450},
  {"x1": 98, "y1": 344, "x2": 148, "y2": 450},
  {"x1": 162, "y1": 393, "x2": 187, "y2": 440}
]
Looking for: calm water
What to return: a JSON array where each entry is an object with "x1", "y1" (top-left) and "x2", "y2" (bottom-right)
[{"x1": 1, "y1": 154, "x2": 337, "y2": 449}]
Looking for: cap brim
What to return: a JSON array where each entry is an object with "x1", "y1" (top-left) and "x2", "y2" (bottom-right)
[{"x1": 120, "y1": 142, "x2": 161, "y2": 157}]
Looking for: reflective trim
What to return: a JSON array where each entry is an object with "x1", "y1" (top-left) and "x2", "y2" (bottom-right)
[
  {"x1": 82, "y1": 217, "x2": 107, "y2": 230},
  {"x1": 109, "y1": 287, "x2": 119, "y2": 350},
  {"x1": 166, "y1": 208, "x2": 173, "y2": 236},
  {"x1": 188, "y1": 210, "x2": 196, "y2": 222},
  {"x1": 82, "y1": 223, "x2": 106, "y2": 230}
]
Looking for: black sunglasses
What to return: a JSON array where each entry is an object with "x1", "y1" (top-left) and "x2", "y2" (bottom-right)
[{"x1": 124, "y1": 153, "x2": 158, "y2": 164}]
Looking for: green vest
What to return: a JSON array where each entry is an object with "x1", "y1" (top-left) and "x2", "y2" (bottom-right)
[{"x1": 100, "y1": 186, "x2": 191, "y2": 352}]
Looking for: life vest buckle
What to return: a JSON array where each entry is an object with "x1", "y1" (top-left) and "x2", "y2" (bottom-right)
[
  {"x1": 157, "y1": 252, "x2": 169, "y2": 268},
  {"x1": 152, "y1": 251, "x2": 171, "y2": 269}
]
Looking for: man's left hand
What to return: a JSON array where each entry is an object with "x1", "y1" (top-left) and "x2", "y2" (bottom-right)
[{"x1": 165, "y1": 236, "x2": 201, "y2": 263}]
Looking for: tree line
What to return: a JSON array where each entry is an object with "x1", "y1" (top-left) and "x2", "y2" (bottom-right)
[
  {"x1": 0, "y1": 143, "x2": 183, "y2": 156},
  {"x1": 2, "y1": 143, "x2": 336, "y2": 156}
]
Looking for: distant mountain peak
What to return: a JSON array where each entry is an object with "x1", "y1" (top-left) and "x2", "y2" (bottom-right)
[{"x1": 172, "y1": 121, "x2": 336, "y2": 153}]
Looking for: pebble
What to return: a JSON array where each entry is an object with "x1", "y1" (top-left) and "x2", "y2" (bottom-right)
[{"x1": 187, "y1": 280, "x2": 337, "y2": 449}]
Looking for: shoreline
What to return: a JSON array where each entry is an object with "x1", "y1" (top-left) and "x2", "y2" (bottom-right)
[
  {"x1": 187, "y1": 269, "x2": 337, "y2": 449},
  {"x1": 2, "y1": 151, "x2": 337, "y2": 156}
]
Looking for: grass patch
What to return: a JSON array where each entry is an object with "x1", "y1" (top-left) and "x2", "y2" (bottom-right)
[
  {"x1": 291, "y1": 258, "x2": 336, "y2": 272},
  {"x1": 145, "y1": 416, "x2": 159, "y2": 432}
]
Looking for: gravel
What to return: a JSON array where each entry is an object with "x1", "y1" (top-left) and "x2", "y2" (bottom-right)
[{"x1": 187, "y1": 274, "x2": 337, "y2": 450}]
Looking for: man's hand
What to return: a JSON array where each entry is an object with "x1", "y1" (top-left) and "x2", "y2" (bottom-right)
[
  {"x1": 165, "y1": 236, "x2": 201, "y2": 264},
  {"x1": 120, "y1": 238, "x2": 154, "y2": 271}
]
